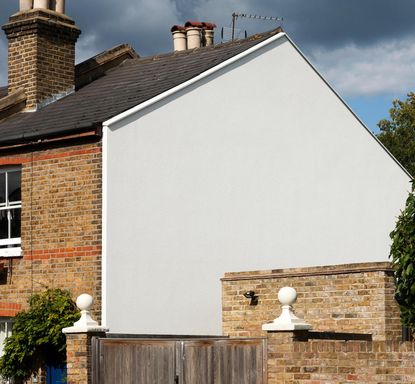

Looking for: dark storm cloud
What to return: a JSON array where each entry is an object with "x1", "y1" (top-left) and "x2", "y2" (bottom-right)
[
  {"x1": 273, "y1": 0, "x2": 415, "y2": 49},
  {"x1": 65, "y1": 0, "x2": 181, "y2": 58},
  {"x1": 190, "y1": 0, "x2": 415, "y2": 52},
  {"x1": 0, "y1": 0, "x2": 414, "y2": 94},
  {"x1": 1, "y1": 0, "x2": 414, "y2": 57},
  {"x1": 0, "y1": 0, "x2": 415, "y2": 54},
  {"x1": 174, "y1": 0, "x2": 206, "y2": 20}
]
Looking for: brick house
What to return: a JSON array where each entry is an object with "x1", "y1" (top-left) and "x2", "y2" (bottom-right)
[{"x1": 0, "y1": 0, "x2": 410, "y2": 346}]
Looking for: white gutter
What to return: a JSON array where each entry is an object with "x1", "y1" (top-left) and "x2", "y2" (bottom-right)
[{"x1": 103, "y1": 31, "x2": 286, "y2": 127}]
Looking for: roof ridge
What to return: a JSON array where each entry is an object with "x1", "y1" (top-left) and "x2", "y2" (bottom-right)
[
  {"x1": 0, "y1": 26, "x2": 285, "y2": 146},
  {"x1": 134, "y1": 27, "x2": 284, "y2": 65}
]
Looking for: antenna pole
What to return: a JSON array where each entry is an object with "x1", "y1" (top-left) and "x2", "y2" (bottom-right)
[
  {"x1": 231, "y1": 12, "x2": 238, "y2": 41},
  {"x1": 230, "y1": 11, "x2": 282, "y2": 42}
]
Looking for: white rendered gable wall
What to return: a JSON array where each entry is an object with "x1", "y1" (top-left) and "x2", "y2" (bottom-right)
[{"x1": 103, "y1": 35, "x2": 410, "y2": 335}]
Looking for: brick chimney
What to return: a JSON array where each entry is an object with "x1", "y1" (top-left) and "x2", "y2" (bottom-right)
[{"x1": 2, "y1": 5, "x2": 81, "y2": 110}]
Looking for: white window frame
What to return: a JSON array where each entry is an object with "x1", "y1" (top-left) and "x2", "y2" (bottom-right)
[
  {"x1": 0, "y1": 166, "x2": 21, "y2": 257},
  {"x1": 0, "y1": 317, "x2": 13, "y2": 357},
  {"x1": 0, "y1": 317, "x2": 13, "y2": 384}
]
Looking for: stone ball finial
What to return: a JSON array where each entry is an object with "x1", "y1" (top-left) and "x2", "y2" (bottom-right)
[
  {"x1": 63, "y1": 293, "x2": 108, "y2": 334},
  {"x1": 278, "y1": 286, "x2": 297, "y2": 306},
  {"x1": 76, "y1": 294, "x2": 94, "y2": 311},
  {"x1": 262, "y1": 286, "x2": 311, "y2": 331}
]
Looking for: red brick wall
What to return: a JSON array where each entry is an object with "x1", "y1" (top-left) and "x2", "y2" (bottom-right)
[
  {"x1": 0, "y1": 140, "x2": 102, "y2": 319},
  {"x1": 222, "y1": 262, "x2": 402, "y2": 341}
]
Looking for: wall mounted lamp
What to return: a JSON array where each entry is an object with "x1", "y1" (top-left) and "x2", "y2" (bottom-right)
[{"x1": 243, "y1": 290, "x2": 258, "y2": 306}]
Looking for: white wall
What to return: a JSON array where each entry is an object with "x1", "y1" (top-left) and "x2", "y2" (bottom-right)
[{"x1": 104, "y1": 36, "x2": 410, "y2": 335}]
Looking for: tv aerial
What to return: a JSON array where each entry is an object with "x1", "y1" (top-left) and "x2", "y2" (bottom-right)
[{"x1": 230, "y1": 12, "x2": 284, "y2": 41}]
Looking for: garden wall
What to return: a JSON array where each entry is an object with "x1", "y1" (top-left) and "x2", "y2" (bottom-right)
[{"x1": 222, "y1": 262, "x2": 401, "y2": 341}]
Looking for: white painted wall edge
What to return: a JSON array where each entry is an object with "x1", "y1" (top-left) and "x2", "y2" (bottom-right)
[
  {"x1": 103, "y1": 31, "x2": 411, "y2": 179},
  {"x1": 101, "y1": 123, "x2": 108, "y2": 328},
  {"x1": 283, "y1": 34, "x2": 412, "y2": 179}
]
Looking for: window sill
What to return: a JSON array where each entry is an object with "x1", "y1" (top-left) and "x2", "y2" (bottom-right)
[{"x1": 0, "y1": 248, "x2": 22, "y2": 258}]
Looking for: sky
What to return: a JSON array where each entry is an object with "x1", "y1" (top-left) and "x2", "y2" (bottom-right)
[{"x1": 1, "y1": 0, "x2": 415, "y2": 133}]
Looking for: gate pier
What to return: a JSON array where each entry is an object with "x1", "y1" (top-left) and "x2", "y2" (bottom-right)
[{"x1": 63, "y1": 294, "x2": 108, "y2": 384}]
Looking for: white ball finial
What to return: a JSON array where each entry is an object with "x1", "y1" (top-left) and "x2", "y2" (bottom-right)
[
  {"x1": 62, "y1": 294, "x2": 109, "y2": 334},
  {"x1": 76, "y1": 294, "x2": 94, "y2": 311},
  {"x1": 262, "y1": 286, "x2": 312, "y2": 331},
  {"x1": 278, "y1": 287, "x2": 297, "y2": 306}
]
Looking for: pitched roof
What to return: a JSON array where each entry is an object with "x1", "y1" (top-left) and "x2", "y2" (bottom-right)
[
  {"x1": 0, "y1": 87, "x2": 7, "y2": 99},
  {"x1": 0, "y1": 28, "x2": 282, "y2": 146}
]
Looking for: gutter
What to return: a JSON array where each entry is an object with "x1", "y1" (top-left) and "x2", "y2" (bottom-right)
[{"x1": 0, "y1": 123, "x2": 102, "y2": 150}]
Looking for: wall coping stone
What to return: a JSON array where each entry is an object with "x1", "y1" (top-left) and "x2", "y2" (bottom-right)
[{"x1": 222, "y1": 261, "x2": 393, "y2": 281}]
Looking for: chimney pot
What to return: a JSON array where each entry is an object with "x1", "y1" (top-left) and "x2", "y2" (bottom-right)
[
  {"x1": 186, "y1": 27, "x2": 201, "y2": 49},
  {"x1": 54, "y1": 0, "x2": 65, "y2": 13},
  {"x1": 33, "y1": 0, "x2": 49, "y2": 9},
  {"x1": 203, "y1": 29, "x2": 214, "y2": 46},
  {"x1": 185, "y1": 21, "x2": 204, "y2": 28},
  {"x1": 19, "y1": 0, "x2": 33, "y2": 11},
  {"x1": 202, "y1": 22, "x2": 216, "y2": 30},
  {"x1": 172, "y1": 30, "x2": 187, "y2": 51}
]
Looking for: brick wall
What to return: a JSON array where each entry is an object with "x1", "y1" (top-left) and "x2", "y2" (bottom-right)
[
  {"x1": 267, "y1": 332, "x2": 415, "y2": 383},
  {"x1": 222, "y1": 262, "x2": 401, "y2": 341},
  {"x1": 0, "y1": 140, "x2": 102, "y2": 319},
  {"x1": 65, "y1": 332, "x2": 106, "y2": 384},
  {"x1": 3, "y1": 9, "x2": 81, "y2": 109}
]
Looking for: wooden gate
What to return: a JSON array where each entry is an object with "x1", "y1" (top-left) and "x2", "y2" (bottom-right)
[{"x1": 91, "y1": 337, "x2": 266, "y2": 384}]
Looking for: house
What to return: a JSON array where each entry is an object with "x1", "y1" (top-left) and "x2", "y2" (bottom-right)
[{"x1": 0, "y1": 1, "x2": 411, "y2": 340}]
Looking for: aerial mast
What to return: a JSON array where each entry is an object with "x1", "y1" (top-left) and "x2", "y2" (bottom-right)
[{"x1": 231, "y1": 12, "x2": 283, "y2": 41}]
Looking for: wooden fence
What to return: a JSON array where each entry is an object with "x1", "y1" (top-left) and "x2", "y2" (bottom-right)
[{"x1": 91, "y1": 337, "x2": 266, "y2": 384}]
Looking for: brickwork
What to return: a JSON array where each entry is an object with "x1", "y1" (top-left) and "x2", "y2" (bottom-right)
[
  {"x1": 0, "y1": 140, "x2": 102, "y2": 320},
  {"x1": 267, "y1": 332, "x2": 415, "y2": 383},
  {"x1": 65, "y1": 332, "x2": 105, "y2": 384},
  {"x1": 222, "y1": 262, "x2": 402, "y2": 341},
  {"x1": 2, "y1": 9, "x2": 81, "y2": 109}
]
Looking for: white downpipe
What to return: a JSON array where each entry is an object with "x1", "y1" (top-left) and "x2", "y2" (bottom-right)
[
  {"x1": 19, "y1": 0, "x2": 32, "y2": 11},
  {"x1": 33, "y1": 0, "x2": 49, "y2": 9},
  {"x1": 172, "y1": 31, "x2": 187, "y2": 51},
  {"x1": 186, "y1": 27, "x2": 201, "y2": 49}
]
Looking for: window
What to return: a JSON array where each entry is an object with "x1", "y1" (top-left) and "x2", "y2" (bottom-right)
[
  {"x1": 0, "y1": 167, "x2": 21, "y2": 257},
  {"x1": 0, "y1": 318, "x2": 13, "y2": 384},
  {"x1": 0, "y1": 318, "x2": 12, "y2": 357}
]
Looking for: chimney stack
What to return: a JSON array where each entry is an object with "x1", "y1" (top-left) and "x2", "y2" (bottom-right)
[{"x1": 2, "y1": 3, "x2": 80, "y2": 110}]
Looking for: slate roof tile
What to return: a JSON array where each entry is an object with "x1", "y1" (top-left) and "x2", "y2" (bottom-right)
[{"x1": 0, "y1": 28, "x2": 282, "y2": 145}]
